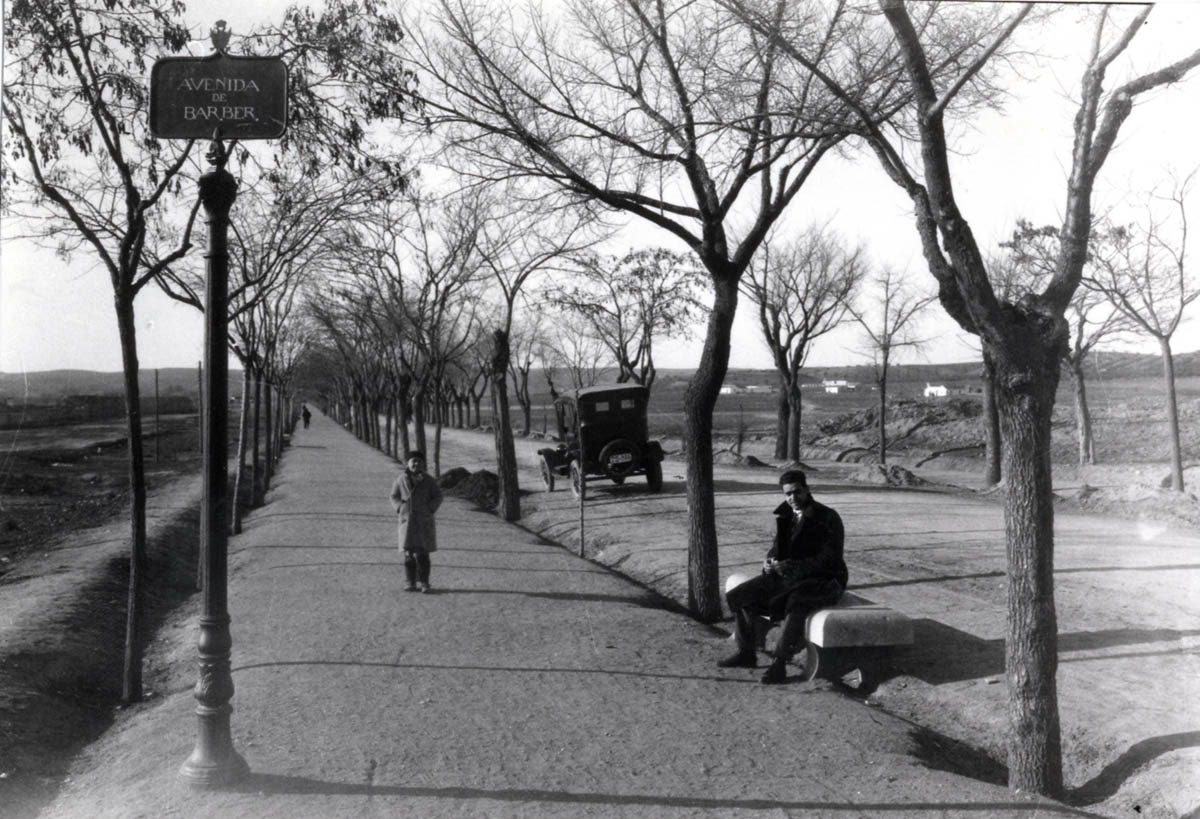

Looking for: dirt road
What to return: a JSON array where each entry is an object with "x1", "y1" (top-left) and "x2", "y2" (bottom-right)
[
  {"x1": 434, "y1": 426, "x2": 1200, "y2": 819},
  {"x1": 29, "y1": 413, "x2": 1083, "y2": 819},
  {"x1": 7, "y1": 418, "x2": 1197, "y2": 818}
]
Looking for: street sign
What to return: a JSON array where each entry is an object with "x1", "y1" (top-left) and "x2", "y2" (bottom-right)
[{"x1": 150, "y1": 52, "x2": 288, "y2": 140}]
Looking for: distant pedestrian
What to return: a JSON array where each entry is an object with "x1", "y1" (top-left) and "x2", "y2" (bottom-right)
[
  {"x1": 390, "y1": 450, "x2": 443, "y2": 593},
  {"x1": 301, "y1": 404, "x2": 311, "y2": 428},
  {"x1": 718, "y1": 468, "x2": 847, "y2": 684}
]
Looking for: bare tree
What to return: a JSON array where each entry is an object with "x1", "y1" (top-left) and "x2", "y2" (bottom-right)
[
  {"x1": 3, "y1": 0, "x2": 417, "y2": 703},
  {"x1": 742, "y1": 224, "x2": 866, "y2": 462},
  {"x1": 164, "y1": 166, "x2": 379, "y2": 524},
  {"x1": 540, "y1": 318, "x2": 611, "y2": 397},
  {"x1": 999, "y1": 221, "x2": 1133, "y2": 466},
  {"x1": 473, "y1": 184, "x2": 600, "y2": 521},
  {"x1": 1087, "y1": 171, "x2": 1199, "y2": 490},
  {"x1": 2, "y1": 0, "x2": 203, "y2": 703},
  {"x1": 848, "y1": 267, "x2": 936, "y2": 465},
  {"x1": 508, "y1": 310, "x2": 547, "y2": 437},
  {"x1": 406, "y1": 0, "x2": 952, "y2": 618},
  {"x1": 736, "y1": 0, "x2": 1200, "y2": 794},
  {"x1": 550, "y1": 248, "x2": 708, "y2": 389},
  {"x1": 335, "y1": 188, "x2": 487, "y2": 471}
]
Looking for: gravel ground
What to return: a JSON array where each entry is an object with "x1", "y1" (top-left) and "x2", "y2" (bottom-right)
[{"x1": 3, "y1": 403, "x2": 1197, "y2": 818}]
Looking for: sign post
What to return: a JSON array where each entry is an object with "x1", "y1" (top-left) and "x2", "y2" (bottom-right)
[{"x1": 152, "y1": 21, "x2": 287, "y2": 789}]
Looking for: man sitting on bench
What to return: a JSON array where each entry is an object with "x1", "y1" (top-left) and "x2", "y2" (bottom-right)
[{"x1": 719, "y1": 468, "x2": 847, "y2": 684}]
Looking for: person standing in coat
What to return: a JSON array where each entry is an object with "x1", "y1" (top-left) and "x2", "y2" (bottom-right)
[
  {"x1": 718, "y1": 468, "x2": 847, "y2": 684},
  {"x1": 390, "y1": 450, "x2": 444, "y2": 593}
]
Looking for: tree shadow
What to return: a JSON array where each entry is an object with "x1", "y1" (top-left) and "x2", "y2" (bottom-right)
[
  {"x1": 231, "y1": 656, "x2": 757, "y2": 687},
  {"x1": 711, "y1": 479, "x2": 776, "y2": 495},
  {"x1": 897, "y1": 622, "x2": 1200, "y2": 685},
  {"x1": 909, "y1": 725, "x2": 1008, "y2": 788},
  {"x1": 459, "y1": 587, "x2": 669, "y2": 609},
  {"x1": 1066, "y1": 731, "x2": 1200, "y2": 806},
  {"x1": 228, "y1": 772, "x2": 1088, "y2": 814}
]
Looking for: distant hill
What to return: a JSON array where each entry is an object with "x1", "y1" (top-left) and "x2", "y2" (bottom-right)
[
  {"x1": 2, "y1": 349, "x2": 1194, "y2": 402},
  {"x1": 711, "y1": 349, "x2": 1199, "y2": 388},
  {"x1": 0, "y1": 368, "x2": 245, "y2": 402}
]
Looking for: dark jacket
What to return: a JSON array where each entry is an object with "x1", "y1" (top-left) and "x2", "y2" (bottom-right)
[{"x1": 767, "y1": 498, "x2": 848, "y2": 590}]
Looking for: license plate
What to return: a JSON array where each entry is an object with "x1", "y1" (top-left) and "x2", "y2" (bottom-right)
[{"x1": 610, "y1": 453, "x2": 632, "y2": 464}]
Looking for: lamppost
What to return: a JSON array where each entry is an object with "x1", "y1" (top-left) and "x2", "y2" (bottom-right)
[
  {"x1": 178, "y1": 129, "x2": 249, "y2": 788},
  {"x1": 150, "y1": 20, "x2": 287, "y2": 788}
]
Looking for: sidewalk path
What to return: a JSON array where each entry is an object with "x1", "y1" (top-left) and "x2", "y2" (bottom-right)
[{"x1": 39, "y1": 415, "x2": 1084, "y2": 818}]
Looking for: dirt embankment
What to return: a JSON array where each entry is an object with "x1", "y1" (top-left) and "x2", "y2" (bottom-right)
[{"x1": 0, "y1": 475, "x2": 204, "y2": 818}]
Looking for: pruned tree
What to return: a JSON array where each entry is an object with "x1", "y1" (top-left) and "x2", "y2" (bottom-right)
[
  {"x1": 540, "y1": 315, "x2": 611, "y2": 398},
  {"x1": 3, "y1": 0, "x2": 419, "y2": 704},
  {"x1": 332, "y1": 186, "x2": 487, "y2": 472},
  {"x1": 731, "y1": 0, "x2": 1200, "y2": 795},
  {"x1": 406, "y1": 0, "x2": 947, "y2": 619},
  {"x1": 1087, "y1": 171, "x2": 1199, "y2": 491},
  {"x1": 473, "y1": 183, "x2": 601, "y2": 522},
  {"x1": 742, "y1": 224, "x2": 866, "y2": 462},
  {"x1": 508, "y1": 310, "x2": 546, "y2": 437},
  {"x1": 3, "y1": 0, "x2": 200, "y2": 703},
  {"x1": 999, "y1": 220, "x2": 1133, "y2": 466},
  {"x1": 848, "y1": 266, "x2": 936, "y2": 465},
  {"x1": 550, "y1": 248, "x2": 708, "y2": 389}
]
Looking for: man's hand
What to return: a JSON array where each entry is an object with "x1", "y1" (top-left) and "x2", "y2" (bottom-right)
[{"x1": 763, "y1": 557, "x2": 778, "y2": 574}]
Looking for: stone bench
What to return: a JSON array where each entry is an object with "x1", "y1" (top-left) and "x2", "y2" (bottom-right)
[{"x1": 755, "y1": 591, "x2": 913, "y2": 693}]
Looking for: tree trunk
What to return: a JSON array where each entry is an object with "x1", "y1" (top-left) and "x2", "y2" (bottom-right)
[
  {"x1": 413, "y1": 389, "x2": 428, "y2": 455},
  {"x1": 1067, "y1": 359, "x2": 1095, "y2": 466},
  {"x1": 877, "y1": 376, "x2": 888, "y2": 465},
  {"x1": 785, "y1": 383, "x2": 802, "y2": 463},
  {"x1": 384, "y1": 400, "x2": 394, "y2": 459},
  {"x1": 251, "y1": 374, "x2": 263, "y2": 506},
  {"x1": 232, "y1": 367, "x2": 252, "y2": 534},
  {"x1": 491, "y1": 329, "x2": 521, "y2": 521},
  {"x1": 982, "y1": 357, "x2": 1002, "y2": 488},
  {"x1": 773, "y1": 388, "x2": 789, "y2": 460},
  {"x1": 278, "y1": 393, "x2": 287, "y2": 440},
  {"x1": 993, "y1": 342, "x2": 1063, "y2": 798},
  {"x1": 683, "y1": 274, "x2": 737, "y2": 623},
  {"x1": 399, "y1": 393, "x2": 412, "y2": 459},
  {"x1": 1160, "y1": 338, "x2": 1184, "y2": 491},
  {"x1": 434, "y1": 418, "x2": 444, "y2": 478},
  {"x1": 263, "y1": 378, "x2": 275, "y2": 485},
  {"x1": 116, "y1": 291, "x2": 147, "y2": 704}
]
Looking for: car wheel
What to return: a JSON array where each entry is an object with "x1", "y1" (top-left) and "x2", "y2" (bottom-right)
[
  {"x1": 645, "y1": 458, "x2": 662, "y2": 492},
  {"x1": 570, "y1": 460, "x2": 586, "y2": 501},
  {"x1": 540, "y1": 456, "x2": 555, "y2": 492}
]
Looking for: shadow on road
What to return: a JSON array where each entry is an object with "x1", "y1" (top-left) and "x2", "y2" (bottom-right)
[
  {"x1": 899, "y1": 621, "x2": 1200, "y2": 685},
  {"x1": 229, "y1": 772, "x2": 1089, "y2": 815},
  {"x1": 1067, "y1": 730, "x2": 1200, "y2": 806}
]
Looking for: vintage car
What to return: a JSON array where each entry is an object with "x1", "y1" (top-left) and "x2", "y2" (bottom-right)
[{"x1": 537, "y1": 383, "x2": 664, "y2": 499}]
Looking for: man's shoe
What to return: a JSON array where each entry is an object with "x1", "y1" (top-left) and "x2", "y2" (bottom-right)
[
  {"x1": 418, "y1": 582, "x2": 431, "y2": 593},
  {"x1": 404, "y1": 584, "x2": 419, "y2": 592},
  {"x1": 717, "y1": 651, "x2": 757, "y2": 669},
  {"x1": 760, "y1": 658, "x2": 788, "y2": 685}
]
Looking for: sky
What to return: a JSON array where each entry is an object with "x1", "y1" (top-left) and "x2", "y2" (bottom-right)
[{"x1": 2, "y1": 0, "x2": 1199, "y2": 376}]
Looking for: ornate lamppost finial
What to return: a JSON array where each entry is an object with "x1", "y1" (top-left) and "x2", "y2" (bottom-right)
[{"x1": 210, "y1": 20, "x2": 231, "y2": 53}]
